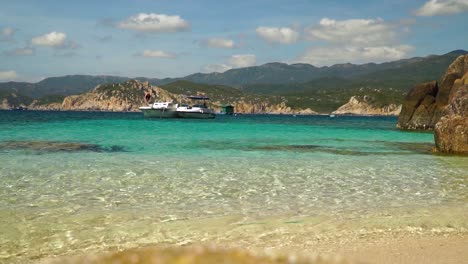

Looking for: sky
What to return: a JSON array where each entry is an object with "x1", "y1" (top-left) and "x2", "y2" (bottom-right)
[{"x1": 0, "y1": 0, "x2": 467, "y2": 82}]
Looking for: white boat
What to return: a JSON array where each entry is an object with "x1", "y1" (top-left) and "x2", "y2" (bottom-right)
[
  {"x1": 139, "y1": 102, "x2": 179, "y2": 118},
  {"x1": 176, "y1": 96, "x2": 216, "y2": 119}
]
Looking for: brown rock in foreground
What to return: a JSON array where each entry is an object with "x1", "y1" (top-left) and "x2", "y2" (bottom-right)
[
  {"x1": 398, "y1": 55, "x2": 468, "y2": 130},
  {"x1": 397, "y1": 81, "x2": 438, "y2": 129},
  {"x1": 434, "y1": 76, "x2": 468, "y2": 154},
  {"x1": 52, "y1": 246, "x2": 345, "y2": 264}
]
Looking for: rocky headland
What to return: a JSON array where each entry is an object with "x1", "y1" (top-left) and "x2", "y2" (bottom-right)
[
  {"x1": 0, "y1": 80, "x2": 400, "y2": 116},
  {"x1": 332, "y1": 96, "x2": 401, "y2": 116},
  {"x1": 397, "y1": 55, "x2": 468, "y2": 154},
  {"x1": 4, "y1": 79, "x2": 317, "y2": 115}
]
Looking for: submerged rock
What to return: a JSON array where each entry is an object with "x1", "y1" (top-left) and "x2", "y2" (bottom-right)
[
  {"x1": 384, "y1": 141, "x2": 434, "y2": 154},
  {"x1": 0, "y1": 140, "x2": 125, "y2": 153}
]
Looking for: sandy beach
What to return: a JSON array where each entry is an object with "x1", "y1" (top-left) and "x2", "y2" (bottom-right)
[{"x1": 42, "y1": 233, "x2": 467, "y2": 264}]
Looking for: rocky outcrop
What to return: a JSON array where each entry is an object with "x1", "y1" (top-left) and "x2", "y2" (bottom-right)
[
  {"x1": 397, "y1": 81, "x2": 438, "y2": 129},
  {"x1": 231, "y1": 101, "x2": 317, "y2": 115},
  {"x1": 332, "y1": 96, "x2": 401, "y2": 116},
  {"x1": 398, "y1": 55, "x2": 468, "y2": 130},
  {"x1": 18, "y1": 79, "x2": 317, "y2": 114},
  {"x1": 434, "y1": 72, "x2": 468, "y2": 154},
  {"x1": 28, "y1": 101, "x2": 62, "y2": 111},
  {"x1": 61, "y1": 80, "x2": 154, "y2": 112}
]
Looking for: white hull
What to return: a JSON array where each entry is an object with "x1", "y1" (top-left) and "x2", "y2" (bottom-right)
[
  {"x1": 176, "y1": 105, "x2": 216, "y2": 119},
  {"x1": 140, "y1": 108, "x2": 178, "y2": 118},
  {"x1": 139, "y1": 102, "x2": 179, "y2": 118},
  {"x1": 177, "y1": 111, "x2": 216, "y2": 119}
]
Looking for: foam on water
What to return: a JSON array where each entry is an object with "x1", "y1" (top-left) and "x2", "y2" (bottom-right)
[{"x1": 0, "y1": 111, "x2": 467, "y2": 262}]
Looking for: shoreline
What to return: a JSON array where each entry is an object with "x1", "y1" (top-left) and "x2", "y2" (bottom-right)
[
  {"x1": 39, "y1": 232, "x2": 468, "y2": 264},
  {"x1": 9, "y1": 205, "x2": 467, "y2": 263},
  {"x1": 0, "y1": 108, "x2": 400, "y2": 117}
]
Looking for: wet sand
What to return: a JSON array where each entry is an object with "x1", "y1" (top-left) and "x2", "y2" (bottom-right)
[
  {"x1": 37, "y1": 207, "x2": 468, "y2": 264},
  {"x1": 334, "y1": 234, "x2": 468, "y2": 264},
  {"x1": 42, "y1": 233, "x2": 468, "y2": 264}
]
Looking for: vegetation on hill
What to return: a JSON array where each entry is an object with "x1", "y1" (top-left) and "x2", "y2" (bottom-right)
[
  {"x1": 93, "y1": 80, "x2": 149, "y2": 105},
  {"x1": 32, "y1": 95, "x2": 66, "y2": 105},
  {"x1": 160, "y1": 80, "x2": 285, "y2": 107},
  {"x1": 181, "y1": 50, "x2": 467, "y2": 88}
]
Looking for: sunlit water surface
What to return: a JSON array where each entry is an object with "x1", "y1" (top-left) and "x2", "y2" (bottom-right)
[{"x1": 0, "y1": 111, "x2": 466, "y2": 262}]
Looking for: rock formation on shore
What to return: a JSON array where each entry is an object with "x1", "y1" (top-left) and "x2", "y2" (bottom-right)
[
  {"x1": 12, "y1": 79, "x2": 317, "y2": 115},
  {"x1": 61, "y1": 80, "x2": 154, "y2": 112},
  {"x1": 332, "y1": 96, "x2": 401, "y2": 116},
  {"x1": 398, "y1": 55, "x2": 468, "y2": 130},
  {"x1": 434, "y1": 71, "x2": 468, "y2": 154}
]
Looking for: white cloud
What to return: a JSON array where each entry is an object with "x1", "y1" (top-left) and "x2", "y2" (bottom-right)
[
  {"x1": 31, "y1": 32, "x2": 67, "y2": 47},
  {"x1": 202, "y1": 38, "x2": 235, "y2": 49},
  {"x1": 141, "y1": 49, "x2": 176, "y2": 58},
  {"x1": 0, "y1": 70, "x2": 18, "y2": 81},
  {"x1": 0, "y1": 27, "x2": 16, "y2": 42},
  {"x1": 15, "y1": 48, "x2": 34, "y2": 55},
  {"x1": 118, "y1": 13, "x2": 190, "y2": 33},
  {"x1": 256, "y1": 26, "x2": 299, "y2": 44},
  {"x1": 305, "y1": 18, "x2": 399, "y2": 46},
  {"x1": 202, "y1": 64, "x2": 232, "y2": 73},
  {"x1": 202, "y1": 54, "x2": 257, "y2": 73},
  {"x1": 3, "y1": 47, "x2": 35, "y2": 56},
  {"x1": 228, "y1": 54, "x2": 257, "y2": 68},
  {"x1": 296, "y1": 45, "x2": 414, "y2": 66},
  {"x1": 1, "y1": 27, "x2": 15, "y2": 37},
  {"x1": 415, "y1": 0, "x2": 468, "y2": 16},
  {"x1": 297, "y1": 17, "x2": 415, "y2": 65}
]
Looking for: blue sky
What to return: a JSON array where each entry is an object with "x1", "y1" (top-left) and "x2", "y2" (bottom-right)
[{"x1": 0, "y1": 0, "x2": 467, "y2": 82}]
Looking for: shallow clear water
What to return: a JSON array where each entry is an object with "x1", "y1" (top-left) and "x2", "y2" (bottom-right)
[{"x1": 0, "y1": 111, "x2": 467, "y2": 262}]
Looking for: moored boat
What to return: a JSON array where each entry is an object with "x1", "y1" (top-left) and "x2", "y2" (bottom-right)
[
  {"x1": 139, "y1": 102, "x2": 178, "y2": 118},
  {"x1": 176, "y1": 96, "x2": 216, "y2": 119}
]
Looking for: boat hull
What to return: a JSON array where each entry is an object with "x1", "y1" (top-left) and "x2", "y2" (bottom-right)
[
  {"x1": 177, "y1": 112, "x2": 216, "y2": 119},
  {"x1": 140, "y1": 108, "x2": 178, "y2": 118}
]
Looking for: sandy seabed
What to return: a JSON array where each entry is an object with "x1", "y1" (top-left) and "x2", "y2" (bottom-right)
[{"x1": 36, "y1": 206, "x2": 468, "y2": 264}]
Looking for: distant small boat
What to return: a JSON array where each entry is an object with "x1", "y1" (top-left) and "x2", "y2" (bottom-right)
[
  {"x1": 329, "y1": 114, "x2": 336, "y2": 117},
  {"x1": 11, "y1": 106, "x2": 28, "y2": 111},
  {"x1": 139, "y1": 102, "x2": 178, "y2": 118}
]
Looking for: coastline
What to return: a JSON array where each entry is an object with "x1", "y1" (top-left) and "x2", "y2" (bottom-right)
[
  {"x1": 25, "y1": 205, "x2": 468, "y2": 263},
  {"x1": 0, "y1": 108, "x2": 400, "y2": 117},
  {"x1": 39, "y1": 227, "x2": 468, "y2": 264}
]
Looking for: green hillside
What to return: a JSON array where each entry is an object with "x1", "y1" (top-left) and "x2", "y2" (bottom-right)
[
  {"x1": 182, "y1": 50, "x2": 467, "y2": 88},
  {"x1": 161, "y1": 80, "x2": 284, "y2": 106}
]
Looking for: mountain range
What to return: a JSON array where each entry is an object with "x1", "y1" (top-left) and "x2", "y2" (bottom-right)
[{"x1": 1, "y1": 49, "x2": 467, "y2": 113}]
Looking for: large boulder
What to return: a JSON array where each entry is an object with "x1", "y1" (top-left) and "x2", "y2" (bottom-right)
[
  {"x1": 434, "y1": 78, "x2": 468, "y2": 154},
  {"x1": 397, "y1": 81, "x2": 438, "y2": 129},
  {"x1": 398, "y1": 55, "x2": 468, "y2": 130}
]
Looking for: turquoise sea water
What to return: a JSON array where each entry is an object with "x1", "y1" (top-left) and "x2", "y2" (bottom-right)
[{"x1": 0, "y1": 111, "x2": 467, "y2": 262}]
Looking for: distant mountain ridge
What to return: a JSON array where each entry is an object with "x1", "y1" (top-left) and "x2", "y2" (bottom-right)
[
  {"x1": 178, "y1": 50, "x2": 468, "y2": 88},
  {"x1": 0, "y1": 75, "x2": 160, "y2": 99},
  {"x1": 1, "y1": 49, "x2": 467, "y2": 113}
]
